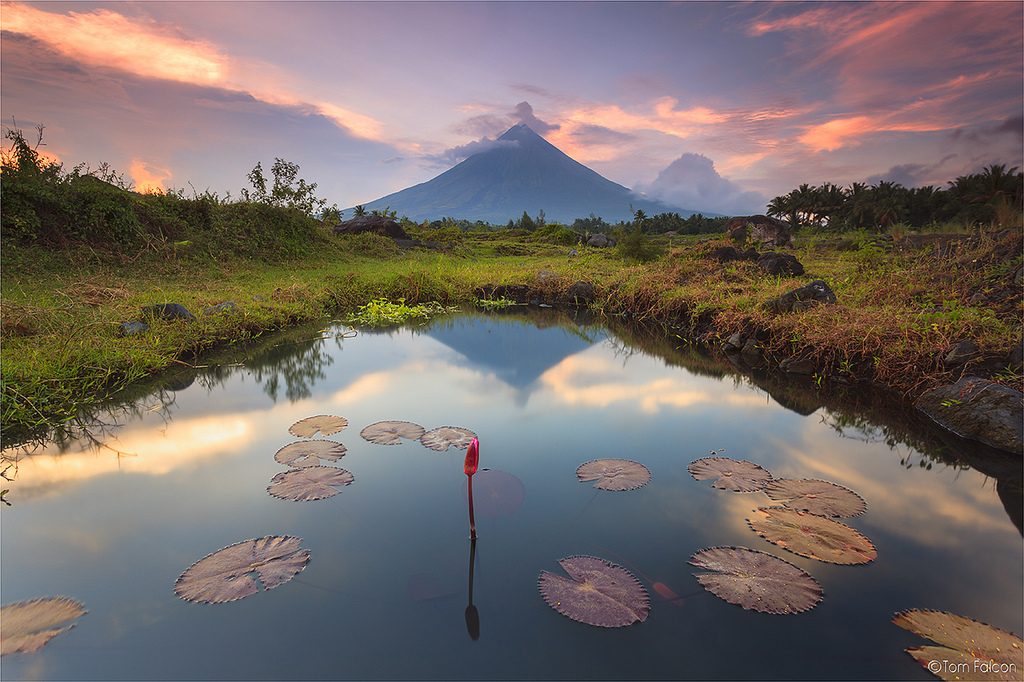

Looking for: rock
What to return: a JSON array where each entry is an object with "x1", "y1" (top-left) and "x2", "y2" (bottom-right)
[
  {"x1": 141, "y1": 303, "x2": 195, "y2": 321},
  {"x1": 708, "y1": 246, "x2": 744, "y2": 263},
  {"x1": 916, "y1": 376, "x2": 1023, "y2": 454},
  {"x1": 565, "y1": 281, "x2": 596, "y2": 306},
  {"x1": 333, "y1": 215, "x2": 410, "y2": 239},
  {"x1": 587, "y1": 233, "x2": 615, "y2": 248},
  {"x1": 117, "y1": 321, "x2": 149, "y2": 337},
  {"x1": 943, "y1": 339, "x2": 980, "y2": 367},
  {"x1": 203, "y1": 301, "x2": 237, "y2": 316},
  {"x1": 757, "y1": 252, "x2": 805, "y2": 276},
  {"x1": 536, "y1": 269, "x2": 559, "y2": 285},
  {"x1": 726, "y1": 215, "x2": 793, "y2": 248},
  {"x1": 740, "y1": 337, "x2": 761, "y2": 358},
  {"x1": 764, "y1": 280, "x2": 837, "y2": 314},
  {"x1": 780, "y1": 355, "x2": 817, "y2": 375},
  {"x1": 568, "y1": 249, "x2": 579, "y2": 257},
  {"x1": 724, "y1": 331, "x2": 746, "y2": 352}
]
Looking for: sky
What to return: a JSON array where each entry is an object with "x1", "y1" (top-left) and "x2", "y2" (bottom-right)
[{"x1": 2, "y1": 1, "x2": 1022, "y2": 215}]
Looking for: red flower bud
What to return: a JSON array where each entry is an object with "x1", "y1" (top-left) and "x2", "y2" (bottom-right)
[{"x1": 464, "y1": 437, "x2": 479, "y2": 476}]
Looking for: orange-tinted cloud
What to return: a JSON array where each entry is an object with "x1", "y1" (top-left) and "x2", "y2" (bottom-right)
[
  {"x1": 1, "y1": 2, "x2": 389, "y2": 144},
  {"x1": 1, "y1": 3, "x2": 227, "y2": 85},
  {"x1": 129, "y1": 159, "x2": 172, "y2": 193}
]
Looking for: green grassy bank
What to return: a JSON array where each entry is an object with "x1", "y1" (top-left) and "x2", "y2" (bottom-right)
[{"x1": 3, "y1": 225, "x2": 1021, "y2": 448}]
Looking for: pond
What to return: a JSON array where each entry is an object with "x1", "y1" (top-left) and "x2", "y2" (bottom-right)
[{"x1": 2, "y1": 310, "x2": 1021, "y2": 680}]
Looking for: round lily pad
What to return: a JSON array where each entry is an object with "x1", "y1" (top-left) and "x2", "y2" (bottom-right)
[
  {"x1": 420, "y1": 426, "x2": 477, "y2": 452},
  {"x1": 274, "y1": 440, "x2": 347, "y2": 468},
  {"x1": 267, "y1": 466, "x2": 354, "y2": 501},
  {"x1": 289, "y1": 415, "x2": 348, "y2": 438},
  {"x1": 576, "y1": 459, "x2": 651, "y2": 491},
  {"x1": 0, "y1": 597, "x2": 87, "y2": 656},
  {"x1": 175, "y1": 535, "x2": 310, "y2": 604},
  {"x1": 688, "y1": 457, "x2": 773, "y2": 492},
  {"x1": 893, "y1": 609, "x2": 1024, "y2": 681},
  {"x1": 360, "y1": 420, "x2": 426, "y2": 445},
  {"x1": 538, "y1": 556, "x2": 650, "y2": 628},
  {"x1": 747, "y1": 507, "x2": 877, "y2": 565},
  {"x1": 765, "y1": 478, "x2": 867, "y2": 518},
  {"x1": 689, "y1": 546, "x2": 822, "y2": 615}
]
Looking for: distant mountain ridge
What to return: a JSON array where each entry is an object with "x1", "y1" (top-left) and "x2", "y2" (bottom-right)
[{"x1": 358, "y1": 124, "x2": 702, "y2": 223}]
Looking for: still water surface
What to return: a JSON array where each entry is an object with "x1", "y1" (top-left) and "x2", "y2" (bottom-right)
[{"x1": 2, "y1": 311, "x2": 1021, "y2": 680}]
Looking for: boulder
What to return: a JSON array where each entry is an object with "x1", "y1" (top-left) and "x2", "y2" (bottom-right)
[
  {"x1": 943, "y1": 339, "x2": 980, "y2": 367},
  {"x1": 780, "y1": 355, "x2": 817, "y2": 375},
  {"x1": 203, "y1": 301, "x2": 237, "y2": 316},
  {"x1": 764, "y1": 280, "x2": 837, "y2": 313},
  {"x1": 587, "y1": 233, "x2": 616, "y2": 248},
  {"x1": 726, "y1": 215, "x2": 792, "y2": 248},
  {"x1": 141, "y1": 303, "x2": 195, "y2": 321},
  {"x1": 724, "y1": 331, "x2": 746, "y2": 352},
  {"x1": 333, "y1": 215, "x2": 410, "y2": 240},
  {"x1": 757, "y1": 252, "x2": 805, "y2": 276},
  {"x1": 535, "y1": 269, "x2": 560, "y2": 285},
  {"x1": 916, "y1": 376, "x2": 1023, "y2": 454},
  {"x1": 709, "y1": 246, "x2": 758, "y2": 263},
  {"x1": 117, "y1": 321, "x2": 149, "y2": 337},
  {"x1": 565, "y1": 281, "x2": 596, "y2": 307}
]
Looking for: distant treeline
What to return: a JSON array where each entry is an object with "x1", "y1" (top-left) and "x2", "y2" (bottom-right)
[
  {"x1": 419, "y1": 209, "x2": 729, "y2": 236},
  {"x1": 766, "y1": 164, "x2": 1023, "y2": 231}
]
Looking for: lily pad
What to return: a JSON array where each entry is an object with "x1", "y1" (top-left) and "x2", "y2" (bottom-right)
[
  {"x1": 360, "y1": 420, "x2": 426, "y2": 445},
  {"x1": 893, "y1": 609, "x2": 1024, "y2": 681},
  {"x1": 289, "y1": 415, "x2": 348, "y2": 438},
  {"x1": 0, "y1": 597, "x2": 87, "y2": 656},
  {"x1": 420, "y1": 426, "x2": 477, "y2": 452},
  {"x1": 688, "y1": 457, "x2": 773, "y2": 492},
  {"x1": 765, "y1": 478, "x2": 867, "y2": 518},
  {"x1": 267, "y1": 466, "x2": 354, "y2": 501},
  {"x1": 538, "y1": 556, "x2": 650, "y2": 628},
  {"x1": 689, "y1": 546, "x2": 822, "y2": 615},
  {"x1": 463, "y1": 469, "x2": 526, "y2": 517},
  {"x1": 175, "y1": 535, "x2": 310, "y2": 604},
  {"x1": 576, "y1": 459, "x2": 651, "y2": 491},
  {"x1": 274, "y1": 440, "x2": 347, "y2": 468},
  {"x1": 747, "y1": 507, "x2": 877, "y2": 565}
]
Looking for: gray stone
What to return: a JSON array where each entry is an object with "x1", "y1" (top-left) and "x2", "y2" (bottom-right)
[
  {"x1": 724, "y1": 332, "x2": 746, "y2": 352},
  {"x1": 780, "y1": 355, "x2": 817, "y2": 375},
  {"x1": 943, "y1": 339, "x2": 980, "y2": 367},
  {"x1": 536, "y1": 269, "x2": 559, "y2": 285},
  {"x1": 757, "y1": 252, "x2": 805, "y2": 276},
  {"x1": 916, "y1": 376, "x2": 1023, "y2": 454},
  {"x1": 117, "y1": 321, "x2": 149, "y2": 337},
  {"x1": 141, "y1": 303, "x2": 195, "y2": 321},
  {"x1": 568, "y1": 249, "x2": 579, "y2": 257},
  {"x1": 203, "y1": 301, "x2": 238, "y2": 316},
  {"x1": 565, "y1": 281, "x2": 596, "y2": 306},
  {"x1": 726, "y1": 215, "x2": 792, "y2": 248},
  {"x1": 764, "y1": 280, "x2": 837, "y2": 314},
  {"x1": 587, "y1": 233, "x2": 615, "y2": 248}
]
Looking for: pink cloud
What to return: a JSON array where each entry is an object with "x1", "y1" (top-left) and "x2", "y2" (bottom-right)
[{"x1": 1, "y1": 2, "x2": 390, "y2": 144}]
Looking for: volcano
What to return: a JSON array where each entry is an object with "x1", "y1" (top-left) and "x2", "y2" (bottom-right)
[{"x1": 358, "y1": 124, "x2": 695, "y2": 223}]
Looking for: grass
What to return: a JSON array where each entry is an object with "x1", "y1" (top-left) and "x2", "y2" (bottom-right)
[{"x1": 2, "y1": 228, "x2": 1020, "y2": 448}]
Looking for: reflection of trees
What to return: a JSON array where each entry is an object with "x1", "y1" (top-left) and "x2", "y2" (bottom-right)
[{"x1": 1, "y1": 322, "x2": 353, "y2": 469}]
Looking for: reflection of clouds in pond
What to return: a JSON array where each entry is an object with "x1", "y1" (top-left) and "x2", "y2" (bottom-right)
[
  {"x1": 9, "y1": 416, "x2": 253, "y2": 500},
  {"x1": 538, "y1": 351, "x2": 769, "y2": 413},
  {"x1": 6, "y1": 357, "x2": 511, "y2": 501},
  {"x1": 775, "y1": 425, "x2": 1012, "y2": 547}
]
